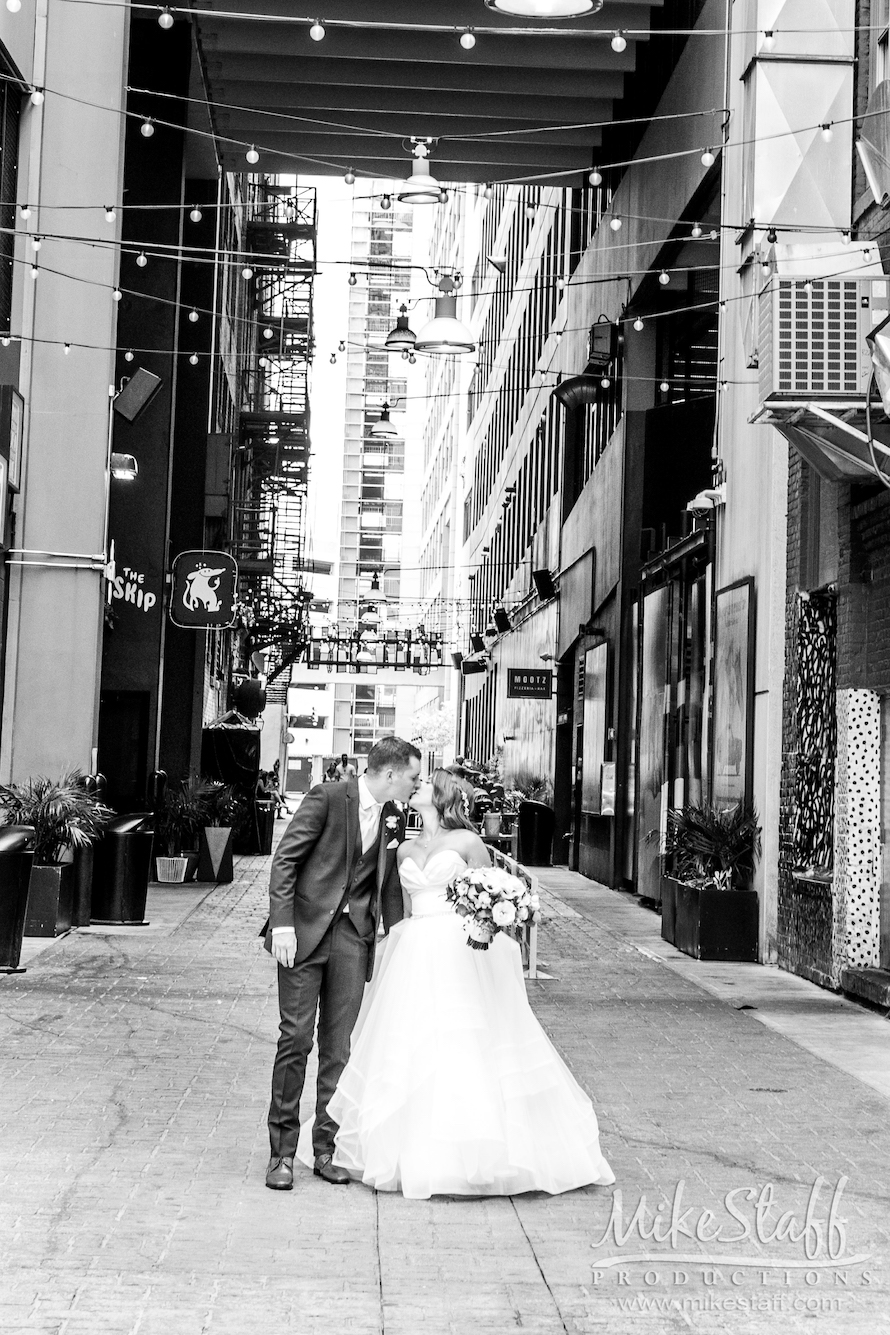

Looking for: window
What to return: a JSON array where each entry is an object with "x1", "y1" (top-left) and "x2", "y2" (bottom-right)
[{"x1": 877, "y1": 0, "x2": 890, "y2": 87}]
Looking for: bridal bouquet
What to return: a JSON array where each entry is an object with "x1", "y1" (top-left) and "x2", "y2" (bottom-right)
[{"x1": 445, "y1": 866, "x2": 541, "y2": 951}]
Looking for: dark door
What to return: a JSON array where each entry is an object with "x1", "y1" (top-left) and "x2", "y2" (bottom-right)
[{"x1": 98, "y1": 691, "x2": 150, "y2": 812}]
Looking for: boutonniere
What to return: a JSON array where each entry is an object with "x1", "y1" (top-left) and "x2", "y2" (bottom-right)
[{"x1": 385, "y1": 815, "x2": 400, "y2": 832}]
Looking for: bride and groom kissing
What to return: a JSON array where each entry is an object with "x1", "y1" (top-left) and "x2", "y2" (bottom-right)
[{"x1": 264, "y1": 735, "x2": 615, "y2": 1200}]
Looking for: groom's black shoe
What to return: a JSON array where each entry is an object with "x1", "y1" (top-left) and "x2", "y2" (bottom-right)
[
  {"x1": 314, "y1": 1153, "x2": 350, "y2": 1185},
  {"x1": 265, "y1": 1155, "x2": 294, "y2": 1190}
]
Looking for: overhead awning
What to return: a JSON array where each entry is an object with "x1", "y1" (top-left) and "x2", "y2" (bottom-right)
[
  {"x1": 753, "y1": 400, "x2": 890, "y2": 484},
  {"x1": 189, "y1": 0, "x2": 663, "y2": 185}
]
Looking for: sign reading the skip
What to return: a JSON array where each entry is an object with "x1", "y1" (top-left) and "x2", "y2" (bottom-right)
[{"x1": 170, "y1": 551, "x2": 239, "y2": 629}]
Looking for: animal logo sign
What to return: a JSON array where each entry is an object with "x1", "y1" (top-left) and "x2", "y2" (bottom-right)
[{"x1": 170, "y1": 551, "x2": 238, "y2": 629}]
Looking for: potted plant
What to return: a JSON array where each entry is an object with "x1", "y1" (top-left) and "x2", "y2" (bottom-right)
[
  {"x1": 659, "y1": 802, "x2": 762, "y2": 962},
  {"x1": 0, "y1": 772, "x2": 113, "y2": 938},
  {"x1": 196, "y1": 781, "x2": 243, "y2": 883},
  {"x1": 154, "y1": 777, "x2": 215, "y2": 883},
  {"x1": 512, "y1": 771, "x2": 555, "y2": 867}
]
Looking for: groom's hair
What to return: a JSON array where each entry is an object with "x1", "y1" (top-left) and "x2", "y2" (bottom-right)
[{"x1": 366, "y1": 736, "x2": 421, "y2": 774}]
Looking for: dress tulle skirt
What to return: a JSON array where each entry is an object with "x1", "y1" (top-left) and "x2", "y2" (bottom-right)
[{"x1": 325, "y1": 908, "x2": 616, "y2": 1199}]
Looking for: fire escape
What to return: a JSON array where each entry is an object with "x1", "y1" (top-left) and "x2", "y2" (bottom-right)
[{"x1": 231, "y1": 183, "x2": 316, "y2": 686}]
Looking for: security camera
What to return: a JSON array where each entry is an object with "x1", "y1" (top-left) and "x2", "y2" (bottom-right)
[{"x1": 685, "y1": 485, "x2": 726, "y2": 515}]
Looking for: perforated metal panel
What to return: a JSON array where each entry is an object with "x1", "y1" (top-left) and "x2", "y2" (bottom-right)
[{"x1": 759, "y1": 277, "x2": 890, "y2": 402}]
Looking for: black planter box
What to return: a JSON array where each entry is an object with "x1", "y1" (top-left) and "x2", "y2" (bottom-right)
[
  {"x1": 0, "y1": 843, "x2": 34, "y2": 970},
  {"x1": 91, "y1": 823, "x2": 154, "y2": 925},
  {"x1": 25, "y1": 863, "x2": 74, "y2": 938},
  {"x1": 197, "y1": 827, "x2": 234, "y2": 883},
  {"x1": 517, "y1": 801, "x2": 555, "y2": 866},
  {"x1": 661, "y1": 876, "x2": 759, "y2": 962}
]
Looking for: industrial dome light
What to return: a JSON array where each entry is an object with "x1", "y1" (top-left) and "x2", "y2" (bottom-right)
[
  {"x1": 414, "y1": 278, "x2": 476, "y2": 356},
  {"x1": 370, "y1": 402, "x2": 399, "y2": 438},
  {"x1": 384, "y1": 305, "x2": 417, "y2": 352},
  {"x1": 484, "y1": 0, "x2": 601, "y2": 15},
  {"x1": 398, "y1": 143, "x2": 444, "y2": 205}
]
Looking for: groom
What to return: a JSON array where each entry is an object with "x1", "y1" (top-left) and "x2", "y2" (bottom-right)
[{"x1": 264, "y1": 736, "x2": 422, "y2": 1190}]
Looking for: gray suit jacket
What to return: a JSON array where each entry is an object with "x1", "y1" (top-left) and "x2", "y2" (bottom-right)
[{"x1": 264, "y1": 778, "x2": 405, "y2": 981}]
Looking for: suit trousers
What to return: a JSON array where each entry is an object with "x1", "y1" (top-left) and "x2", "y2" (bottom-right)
[{"x1": 268, "y1": 912, "x2": 370, "y2": 1159}]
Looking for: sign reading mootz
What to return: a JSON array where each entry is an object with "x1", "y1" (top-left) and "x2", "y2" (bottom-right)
[
  {"x1": 507, "y1": 669, "x2": 552, "y2": 699},
  {"x1": 170, "y1": 551, "x2": 238, "y2": 629}
]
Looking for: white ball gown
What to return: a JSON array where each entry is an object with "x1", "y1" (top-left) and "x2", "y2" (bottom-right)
[{"x1": 325, "y1": 849, "x2": 616, "y2": 1199}]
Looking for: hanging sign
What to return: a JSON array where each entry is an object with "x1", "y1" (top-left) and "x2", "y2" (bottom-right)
[
  {"x1": 170, "y1": 551, "x2": 238, "y2": 629},
  {"x1": 507, "y1": 669, "x2": 552, "y2": 699}
]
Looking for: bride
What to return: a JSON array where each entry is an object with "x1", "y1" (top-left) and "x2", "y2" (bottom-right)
[{"x1": 323, "y1": 768, "x2": 615, "y2": 1199}]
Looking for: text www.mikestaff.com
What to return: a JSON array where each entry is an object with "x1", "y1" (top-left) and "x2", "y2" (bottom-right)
[{"x1": 610, "y1": 1293, "x2": 848, "y2": 1315}]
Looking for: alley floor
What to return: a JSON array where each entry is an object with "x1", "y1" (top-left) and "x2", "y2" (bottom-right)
[{"x1": 1, "y1": 837, "x2": 889, "y2": 1335}]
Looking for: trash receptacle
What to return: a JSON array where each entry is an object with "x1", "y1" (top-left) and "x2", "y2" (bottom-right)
[
  {"x1": 0, "y1": 826, "x2": 35, "y2": 973},
  {"x1": 90, "y1": 814, "x2": 154, "y2": 925},
  {"x1": 517, "y1": 801, "x2": 555, "y2": 867},
  {"x1": 256, "y1": 800, "x2": 275, "y2": 856}
]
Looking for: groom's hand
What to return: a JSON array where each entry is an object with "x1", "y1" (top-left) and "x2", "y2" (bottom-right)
[{"x1": 271, "y1": 928, "x2": 297, "y2": 968}]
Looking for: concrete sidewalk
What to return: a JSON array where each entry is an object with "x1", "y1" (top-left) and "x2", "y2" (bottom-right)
[{"x1": 0, "y1": 845, "x2": 888, "y2": 1334}]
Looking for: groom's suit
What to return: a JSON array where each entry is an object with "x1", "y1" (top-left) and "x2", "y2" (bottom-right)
[{"x1": 265, "y1": 777, "x2": 406, "y2": 1159}]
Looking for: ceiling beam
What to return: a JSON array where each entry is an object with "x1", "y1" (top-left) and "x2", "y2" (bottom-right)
[
  {"x1": 218, "y1": 151, "x2": 588, "y2": 185},
  {"x1": 198, "y1": 0, "x2": 663, "y2": 31},
  {"x1": 221, "y1": 133, "x2": 594, "y2": 171},
  {"x1": 211, "y1": 111, "x2": 604, "y2": 149}
]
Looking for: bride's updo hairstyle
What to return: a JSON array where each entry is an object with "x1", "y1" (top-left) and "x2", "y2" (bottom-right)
[{"x1": 431, "y1": 768, "x2": 476, "y2": 832}]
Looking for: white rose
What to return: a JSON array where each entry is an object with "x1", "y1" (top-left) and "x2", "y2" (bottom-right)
[
  {"x1": 476, "y1": 890, "x2": 492, "y2": 908},
  {"x1": 492, "y1": 900, "x2": 516, "y2": 927},
  {"x1": 529, "y1": 894, "x2": 540, "y2": 912}
]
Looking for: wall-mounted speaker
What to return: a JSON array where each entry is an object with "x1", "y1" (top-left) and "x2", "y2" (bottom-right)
[
  {"x1": 493, "y1": 607, "x2": 512, "y2": 634},
  {"x1": 113, "y1": 367, "x2": 163, "y2": 423},
  {"x1": 470, "y1": 634, "x2": 486, "y2": 653},
  {"x1": 462, "y1": 658, "x2": 488, "y2": 676},
  {"x1": 532, "y1": 569, "x2": 557, "y2": 601},
  {"x1": 451, "y1": 652, "x2": 463, "y2": 670}
]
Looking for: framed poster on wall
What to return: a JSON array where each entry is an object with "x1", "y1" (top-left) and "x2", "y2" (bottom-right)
[
  {"x1": 581, "y1": 642, "x2": 609, "y2": 815},
  {"x1": 712, "y1": 577, "x2": 756, "y2": 808}
]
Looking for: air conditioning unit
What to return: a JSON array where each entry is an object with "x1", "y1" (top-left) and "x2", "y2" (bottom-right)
[{"x1": 758, "y1": 276, "x2": 890, "y2": 402}]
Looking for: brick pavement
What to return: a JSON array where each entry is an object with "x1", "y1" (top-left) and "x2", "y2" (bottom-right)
[{"x1": 0, "y1": 847, "x2": 888, "y2": 1334}]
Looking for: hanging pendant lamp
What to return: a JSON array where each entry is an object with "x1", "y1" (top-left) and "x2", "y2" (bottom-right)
[
  {"x1": 385, "y1": 305, "x2": 417, "y2": 352},
  {"x1": 370, "y1": 402, "x2": 399, "y2": 438},
  {"x1": 398, "y1": 143, "x2": 443, "y2": 205},
  {"x1": 484, "y1": 0, "x2": 602, "y2": 16},
  {"x1": 414, "y1": 278, "x2": 476, "y2": 356}
]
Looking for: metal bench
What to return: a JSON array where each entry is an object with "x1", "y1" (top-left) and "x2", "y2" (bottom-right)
[{"x1": 489, "y1": 848, "x2": 539, "y2": 980}]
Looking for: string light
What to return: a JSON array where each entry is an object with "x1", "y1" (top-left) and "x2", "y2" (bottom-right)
[
  {"x1": 842, "y1": 230, "x2": 851, "y2": 245},
  {"x1": 701, "y1": 147, "x2": 716, "y2": 167},
  {"x1": 309, "y1": 19, "x2": 325, "y2": 41},
  {"x1": 140, "y1": 118, "x2": 154, "y2": 138},
  {"x1": 344, "y1": 167, "x2": 356, "y2": 185},
  {"x1": 241, "y1": 266, "x2": 254, "y2": 280},
  {"x1": 660, "y1": 380, "x2": 670, "y2": 393},
  {"x1": 659, "y1": 270, "x2": 670, "y2": 285},
  {"x1": 5, "y1": 1, "x2": 21, "y2": 13},
  {"x1": 633, "y1": 317, "x2": 644, "y2": 331},
  {"x1": 329, "y1": 352, "x2": 337, "y2": 364},
  {"x1": 29, "y1": 88, "x2": 44, "y2": 107},
  {"x1": 556, "y1": 276, "x2": 566, "y2": 291},
  {"x1": 460, "y1": 28, "x2": 476, "y2": 49},
  {"x1": 380, "y1": 194, "x2": 392, "y2": 211},
  {"x1": 124, "y1": 349, "x2": 134, "y2": 362},
  {"x1": 30, "y1": 265, "x2": 38, "y2": 279},
  {"x1": 263, "y1": 326, "x2": 274, "y2": 339},
  {"x1": 589, "y1": 169, "x2": 603, "y2": 186},
  {"x1": 348, "y1": 272, "x2": 357, "y2": 286},
  {"x1": 439, "y1": 188, "x2": 449, "y2": 203},
  {"x1": 246, "y1": 145, "x2": 260, "y2": 164},
  {"x1": 1, "y1": 336, "x2": 9, "y2": 347},
  {"x1": 766, "y1": 227, "x2": 778, "y2": 244},
  {"x1": 63, "y1": 343, "x2": 71, "y2": 355},
  {"x1": 19, "y1": 205, "x2": 30, "y2": 220},
  {"x1": 483, "y1": 183, "x2": 493, "y2": 199},
  {"x1": 338, "y1": 339, "x2": 346, "y2": 352},
  {"x1": 408, "y1": 352, "x2": 417, "y2": 365},
  {"x1": 136, "y1": 252, "x2": 148, "y2": 267},
  {"x1": 611, "y1": 31, "x2": 627, "y2": 52},
  {"x1": 691, "y1": 222, "x2": 703, "y2": 239},
  {"x1": 188, "y1": 308, "x2": 199, "y2": 322},
  {"x1": 112, "y1": 288, "x2": 122, "y2": 301},
  {"x1": 189, "y1": 205, "x2": 203, "y2": 222},
  {"x1": 189, "y1": 352, "x2": 199, "y2": 365},
  {"x1": 821, "y1": 123, "x2": 834, "y2": 142},
  {"x1": 609, "y1": 216, "x2": 622, "y2": 231},
  {"x1": 762, "y1": 30, "x2": 776, "y2": 50},
  {"x1": 105, "y1": 206, "x2": 116, "y2": 223},
  {"x1": 158, "y1": 6, "x2": 174, "y2": 28},
  {"x1": 31, "y1": 236, "x2": 41, "y2": 251}
]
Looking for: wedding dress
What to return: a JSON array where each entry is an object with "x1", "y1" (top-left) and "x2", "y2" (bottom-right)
[{"x1": 326, "y1": 849, "x2": 616, "y2": 1199}]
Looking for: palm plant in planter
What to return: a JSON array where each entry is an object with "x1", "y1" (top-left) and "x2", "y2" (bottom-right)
[
  {"x1": 659, "y1": 802, "x2": 762, "y2": 962},
  {"x1": 154, "y1": 777, "x2": 215, "y2": 883},
  {"x1": 0, "y1": 772, "x2": 113, "y2": 938}
]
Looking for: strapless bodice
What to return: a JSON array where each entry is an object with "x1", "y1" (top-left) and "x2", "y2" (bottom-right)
[{"x1": 399, "y1": 849, "x2": 467, "y2": 917}]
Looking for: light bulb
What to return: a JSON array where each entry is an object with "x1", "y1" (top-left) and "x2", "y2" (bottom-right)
[
  {"x1": 246, "y1": 145, "x2": 260, "y2": 165},
  {"x1": 6, "y1": 1, "x2": 21, "y2": 13},
  {"x1": 659, "y1": 270, "x2": 670, "y2": 285},
  {"x1": 188, "y1": 308, "x2": 199, "y2": 323},
  {"x1": 408, "y1": 352, "x2": 417, "y2": 364},
  {"x1": 483, "y1": 183, "x2": 493, "y2": 199},
  {"x1": 1, "y1": 336, "x2": 9, "y2": 347},
  {"x1": 439, "y1": 189, "x2": 449, "y2": 203},
  {"x1": 762, "y1": 29, "x2": 776, "y2": 50},
  {"x1": 460, "y1": 29, "x2": 476, "y2": 49},
  {"x1": 691, "y1": 222, "x2": 703, "y2": 239},
  {"x1": 112, "y1": 288, "x2": 122, "y2": 302},
  {"x1": 189, "y1": 205, "x2": 203, "y2": 222},
  {"x1": 338, "y1": 339, "x2": 346, "y2": 352},
  {"x1": 804, "y1": 281, "x2": 813, "y2": 295},
  {"x1": 189, "y1": 353, "x2": 199, "y2": 366},
  {"x1": 63, "y1": 343, "x2": 71, "y2": 355},
  {"x1": 601, "y1": 376, "x2": 611, "y2": 389},
  {"x1": 525, "y1": 203, "x2": 536, "y2": 219},
  {"x1": 344, "y1": 168, "x2": 355, "y2": 185},
  {"x1": 158, "y1": 6, "x2": 174, "y2": 28},
  {"x1": 31, "y1": 235, "x2": 41, "y2": 251},
  {"x1": 380, "y1": 194, "x2": 392, "y2": 211},
  {"x1": 330, "y1": 353, "x2": 336, "y2": 364},
  {"x1": 136, "y1": 252, "x2": 148, "y2": 267},
  {"x1": 589, "y1": 168, "x2": 603, "y2": 186},
  {"x1": 401, "y1": 349, "x2": 409, "y2": 360},
  {"x1": 141, "y1": 119, "x2": 154, "y2": 138},
  {"x1": 348, "y1": 272, "x2": 357, "y2": 286},
  {"x1": 660, "y1": 380, "x2": 670, "y2": 393},
  {"x1": 105, "y1": 206, "x2": 116, "y2": 223},
  {"x1": 556, "y1": 276, "x2": 565, "y2": 291},
  {"x1": 611, "y1": 31, "x2": 627, "y2": 52},
  {"x1": 124, "y1": 350, "x2": 134, "y2": 362},
  {"x1": 842, "y1": 230, "x2": 851, "y2": 245},
  {"x1": 309, "y1": 19, "x2": 325, "y2": 41},
  {"x1": 29, "y1": 88, "x2": 44, "y2": 107},
  {"x1": 19, "y1": 205, "x2": 30, "y2": 219},
  {"x1": 701, "y1": 147, "x2": 716, "y2": 167},
  {"x1": 258, "y1": 356, "x2": 268, "y2": 368},
  {"x1": 609, "y1": 216, "x2": 622, "y2": 231},
  {"x1": 821, "y1": 124, "x2": 833, "y2": 143},
  {"x1": 634, "y1": 317, "x2": 644, "y2": 332},
  {"x1": 241, "y1": 266, "x2": 253, "y2": 280},
  {"x1": 263, "y1": 326, "x2": 274, "y2": 340},
  {"x1": 766, "y1": 227, "x2": 778, "y2": 244}
]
